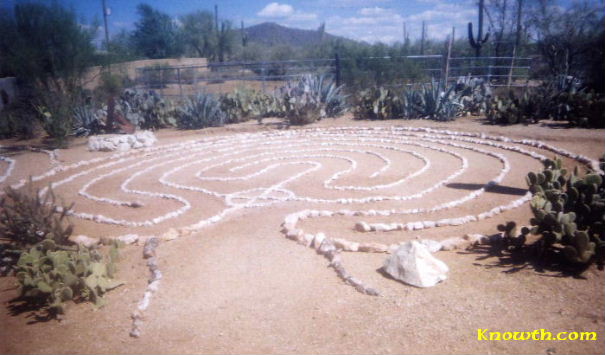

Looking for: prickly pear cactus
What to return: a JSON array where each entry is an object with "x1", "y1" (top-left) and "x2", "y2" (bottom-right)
[
  {"x1": 497, "y1": 221, "x2": 530, "y2": 250},
  {"x1": 526, "y1": 157, "x2": 605, "y2": 269},
  {"x1": 15, "y1": 239, "x2": 123, "y2": 317}
]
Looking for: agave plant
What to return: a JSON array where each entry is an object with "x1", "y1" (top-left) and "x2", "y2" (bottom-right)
[
  {"x1": 73, "y1": 104, "x2": 103, "y2": 136},
  {"x1": 302, "y1": 74, "x2": 348, "y2": 117},
  {"x1": 415, "y1": 80, "x2": 463, "y2": 121},
  {"x1": 455, "y1": 75, "x2": 492, "y2": 116},
  {"x1": 177, "y1": 93, "x2": 225, "y2": 129}
]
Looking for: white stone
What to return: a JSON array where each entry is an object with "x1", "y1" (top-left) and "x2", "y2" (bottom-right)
[
  {"x1": 383, "y1": 241, "x2": 449, "y2": 288},
  {"x1": 355, "y1": 221, "x2": 371, "y2": 232},
  {"x1": 417, "y1": 239, "x2": 442, "y2": 253},
  {"x1": 160, "y1": 228, "x2": 179, "y2": 241},
  {"x1": 117, "y1": 234, "x2": 139, "y2": 245},
  {"x1": 312, "y1": 232, "x2": 326, "y2": 249},
  {"x1": 69, "y1": 234, "x2": 99, "y2": 248}
]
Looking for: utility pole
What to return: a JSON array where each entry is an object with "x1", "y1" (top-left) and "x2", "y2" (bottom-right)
[
  {"x1": 101, "y1": 0, "x2": 111, "y2": 72},
  {"x1": 420, "y1": 21, "x2": 426, "y2": 55},
  {"x1": 515, "y1": 0, "x2": 524, "y2": 52},
  {"x1": 214, "y1": 4, "x2": 219, "y2": 32}
]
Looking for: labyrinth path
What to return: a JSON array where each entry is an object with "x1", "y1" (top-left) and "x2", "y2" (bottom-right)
[{"x1": 1, "y1": 126, "x2": 601, "y2": 334}]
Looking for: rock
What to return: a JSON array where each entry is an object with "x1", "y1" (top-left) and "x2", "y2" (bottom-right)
[
  {"x1": 88, "y1": 131, "x2": 157, "y2": 152},
  {"x1": 440, "y1": 237, "x2": 467, "y2": 251},
  {"x1": 143, "y1": 237, "x2": 160, "y2": 258},
  {"x1": 333, "y1": 238, "x2": 359, "y2": 252},
  {"x1": 160, "y1": 228, "x2": 179, "y2": 241},
  {"x1": 417, "y1": 239, "x2": 442, "y2": 253},
  {"x1": 358, "y1": 242, "x2": 389, "y2": 253},
  {"x1": 117, "y1": 142, "x2": 131, "y2": 152},
  {"x1": 312, "y1": 232, "x2": 326, "y2": 249},
  {"x1": 117, "y1": 234, "x2": 139, "y2": 245},
  {"x1": 69, "y1": 235, "x2": 99, "y2": 248},
  {"x1": 383, "y1": 241, "x2": 449, "y2": 288},
  {"x1": 355, "y1": 221, "x2": 371, "y2": 232}
]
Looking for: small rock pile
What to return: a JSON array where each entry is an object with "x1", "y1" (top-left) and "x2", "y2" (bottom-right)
[{"x1": 87, "y1": 131, "x2": 157, "y2": 152}]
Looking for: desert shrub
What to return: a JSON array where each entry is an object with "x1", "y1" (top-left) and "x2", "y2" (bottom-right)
[
  {"x1": 177, "y1": 93, "x2": 225, "y2": 129},
  {"x1": 499, "y1": 157, "x2": 605, "y2": 272},
  {"x1": 487, "y1": 76, "x2": 605, "y2": 127},
  {"x1": 0, "y1": 183, "x2": 123, "y2": 316},
  {"x1": 34, "y1": 92, "x2": 76, "y2": 148},
  {"x1": 0, "y1": 102, "x2": 36, "y2": 140},
  {"x1": 0, "y1": 183, "x2": 73, "y2": 248}
]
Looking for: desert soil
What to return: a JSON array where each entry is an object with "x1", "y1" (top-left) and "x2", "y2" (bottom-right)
[{"x1": 0, "y1": 115, "x2": 604, "y2": 354}]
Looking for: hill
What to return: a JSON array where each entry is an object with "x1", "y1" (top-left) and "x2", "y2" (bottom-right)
[{"x1": 244, "y1": 22, "x2": 349, "y2": 47}]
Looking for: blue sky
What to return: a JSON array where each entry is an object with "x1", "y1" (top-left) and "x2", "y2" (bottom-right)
[{"x1": 2, "y1": 0, "x2": 601, "y2": 44}]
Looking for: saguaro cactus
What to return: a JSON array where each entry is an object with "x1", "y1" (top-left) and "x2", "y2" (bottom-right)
[{"x1": 468, "y1": 0, "x2": 489, "y2": 57}]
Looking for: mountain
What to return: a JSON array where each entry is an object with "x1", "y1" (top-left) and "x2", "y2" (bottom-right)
[{"x1": 244, "y1": 22, "x2": 349, "y2": 47}]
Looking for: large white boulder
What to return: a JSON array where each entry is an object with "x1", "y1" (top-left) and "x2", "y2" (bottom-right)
[
  {"x1": 383, "y1": 240, "x2": 448, "y2": 288},
  {"x1": 88, "y1": 131, "x2": 157, "y2": 152}
]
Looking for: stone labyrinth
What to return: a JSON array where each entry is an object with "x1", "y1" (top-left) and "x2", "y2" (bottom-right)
[{"x1": 1, "y1": 126, "x2": 600, "y2": 335}]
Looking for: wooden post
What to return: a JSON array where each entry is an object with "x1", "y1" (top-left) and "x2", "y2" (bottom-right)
[
  {"x1": 507, "y1": 46, "x2": 516, "y2": 88},
  {"x1": 335, "y1": 53, "x2": 341, "y2": 87},
  {"x1": 444, "y1": 26, "x2": 454, "y2": 86}
]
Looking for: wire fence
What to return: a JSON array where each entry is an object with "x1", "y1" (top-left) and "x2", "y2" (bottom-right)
[{"x1": 135, "y1": 54, "x2": 533, "y2": 98}]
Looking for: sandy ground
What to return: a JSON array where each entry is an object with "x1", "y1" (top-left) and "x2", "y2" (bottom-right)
[{"x1": 0, "y1": 115, "x2": 604, "y2": 354}]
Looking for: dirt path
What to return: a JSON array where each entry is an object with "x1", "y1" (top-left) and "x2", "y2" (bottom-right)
[{"x1": 1, "y1": 116, "x2": 603, "y2": 354}]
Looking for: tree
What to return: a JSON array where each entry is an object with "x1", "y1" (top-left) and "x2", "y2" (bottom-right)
[
  {"x1": 131, "y1": 4, "x2": 183, "y2": 59},
  {"x1": 0, "y1": 2, "x2": 97, "y2": 93},
  {"x1": 529, "y1": 0, "x2": 604, "y2": 88},
  {"x1": 181, "y1": 10, "x2": 216, "y2": 58}
]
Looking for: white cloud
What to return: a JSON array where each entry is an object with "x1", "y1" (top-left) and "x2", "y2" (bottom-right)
[
  {"x1": 255, "y1": 3, "x2": 319, "y2": 29},
  {"x1": 358, "y1": 7, "x2": 389, "y2": 16},
  {"x1": 258, "y1": 3, "x2": 294, "y2": 18}
]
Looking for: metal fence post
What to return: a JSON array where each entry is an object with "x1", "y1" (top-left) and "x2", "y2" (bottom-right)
[
  {"x1": 507, "y1": 47, "x2": 516, "y2": 88},
  {"x1": 177, "y1": 67, "x2": 183, "y2": 98},
  {"x1": 335, "y1": 53, "x2": 341, "y2": 87}
]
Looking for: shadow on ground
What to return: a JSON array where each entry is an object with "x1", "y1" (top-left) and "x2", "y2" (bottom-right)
[
  {"x1": 459, "y1": 238, "x2": 594, "y2": 278},
  {"x1": 446, "y1": 182, "x2": 527, "y2": 196}
]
